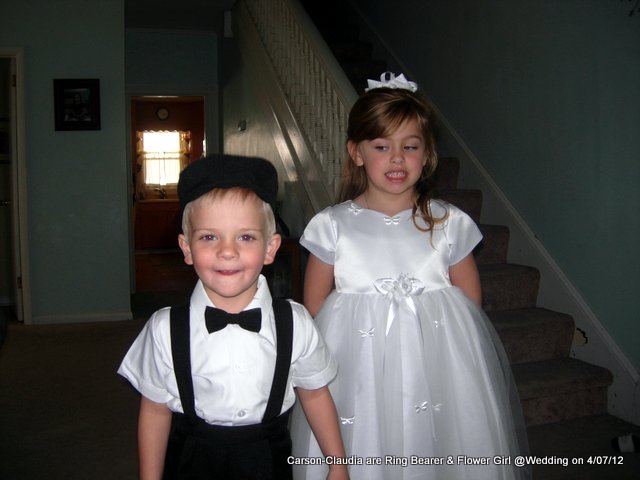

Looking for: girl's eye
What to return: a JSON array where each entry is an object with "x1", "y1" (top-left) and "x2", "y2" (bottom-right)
[
  {"x1": 373, "y1": 145, "x2": 388, "y2": 151},
  {"x1": 404, "y1": 145, "x2": 419, "y2": 151},
  {"x1": 201, "y1": 234, "x2": 216, "y2": 241},
  {"x1": 239, "y1": 234, "x2": 256, "y2": 242}
]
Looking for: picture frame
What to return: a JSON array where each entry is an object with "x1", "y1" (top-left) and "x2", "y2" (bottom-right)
[{"x1": 54, "y1": 79, "x2": 101, "y2": 131}]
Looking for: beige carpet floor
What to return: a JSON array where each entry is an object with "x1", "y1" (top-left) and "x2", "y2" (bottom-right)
[
  {"x1": 1, "y1": 301, "x2": 639, "y2": 479},
  {"x1": 0, "y1": 314, "x2": 144, "y2": 479}
]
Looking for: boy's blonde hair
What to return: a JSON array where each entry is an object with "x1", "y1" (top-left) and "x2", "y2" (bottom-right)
[{"x1": 181, "y1": 187, "x2": 277, "y2": 241}]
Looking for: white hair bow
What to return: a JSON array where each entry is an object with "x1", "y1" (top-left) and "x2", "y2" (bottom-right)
[{"x1": 365, "y1": 72, "x2": 418, "y2": 92}]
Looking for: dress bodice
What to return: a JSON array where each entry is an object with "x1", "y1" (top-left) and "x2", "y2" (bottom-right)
[{"x1": 300, "y1": 200, "x2": 482, "y2": 294}]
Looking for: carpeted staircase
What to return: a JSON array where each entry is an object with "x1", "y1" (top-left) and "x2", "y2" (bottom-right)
[
  {"x1": 298, "y1": 0, "x2": 633, "y2": 463},
  {"x1": 434, "y1": 157, "x2": 614, "y2": 428}
]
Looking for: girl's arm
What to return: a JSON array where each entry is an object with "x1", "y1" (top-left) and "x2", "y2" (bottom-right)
[
  {"x1": 449, "y1": 253, "x2": 482, "y2": 306},
  {"x1": 296, "y1": 386, "x2": 349, "y2": 480},
  {"x1": 303, "y1": 254, "x2": 335, "y2": 317},
  {"x1": 138, "y1": 396, "x2": 172, "y2": 480}
]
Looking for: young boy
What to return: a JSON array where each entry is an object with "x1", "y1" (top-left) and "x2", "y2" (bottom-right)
[{"x1": 119, "y1": 154, "x2": 348, "y2": 480}]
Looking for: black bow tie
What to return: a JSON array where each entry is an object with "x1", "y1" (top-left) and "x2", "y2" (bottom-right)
[{"x1": 204, "y1": 306, "x2": 262, "y2": 334}]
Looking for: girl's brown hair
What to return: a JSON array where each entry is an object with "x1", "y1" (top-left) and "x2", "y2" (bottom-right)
[{"x1": 337, "y1": 87, "x2": 446, "y2": 231}]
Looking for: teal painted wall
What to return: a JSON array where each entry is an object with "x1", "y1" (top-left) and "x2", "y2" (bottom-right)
[
  {"x1": 126, "y1": 30, "x2": 218, "y2": 91},
  {"x1": 125, "y1": 29, "x2": 219, "y2": 152},
  {"x1": 0, "y1": 0, "x2": 130, "y2": 321},
  {"x1": 354, "y1": 0, "x2": 640, "y2": 368}
]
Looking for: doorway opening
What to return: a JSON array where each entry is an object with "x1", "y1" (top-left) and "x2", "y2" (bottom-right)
[{"x1": 130, "y1": 96, "x2": 203, "y2": 317}]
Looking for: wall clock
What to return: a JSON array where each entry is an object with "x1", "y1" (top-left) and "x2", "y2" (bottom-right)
[{"x1": 156, "y1": 107, "x2": 170, "y2": 120}]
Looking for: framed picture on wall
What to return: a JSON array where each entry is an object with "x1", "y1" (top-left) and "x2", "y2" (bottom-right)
[{"x1": 54, "y1": 78, "x2": 101, "y2": 131}]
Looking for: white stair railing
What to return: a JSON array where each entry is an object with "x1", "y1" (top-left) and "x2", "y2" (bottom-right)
[{"x1": 242, "y1": 0, "x2": 357, "y2": 198}]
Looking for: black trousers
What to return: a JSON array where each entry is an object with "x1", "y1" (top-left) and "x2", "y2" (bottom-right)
[{"x1": 163, "y1": 410, "x2": 293, "y2": 480}]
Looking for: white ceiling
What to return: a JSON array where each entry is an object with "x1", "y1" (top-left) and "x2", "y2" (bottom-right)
[{"x1": 125, "y1": 0, "x2": 237, "y2": 32}]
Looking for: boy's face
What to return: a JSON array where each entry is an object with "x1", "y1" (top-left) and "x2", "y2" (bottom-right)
[{"x1": 178, "y1": 193, "x2": 281, "y2": 313}]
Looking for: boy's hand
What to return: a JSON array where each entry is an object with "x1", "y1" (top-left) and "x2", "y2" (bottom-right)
[
  {"x1": 296, "y1": 386, "x2": 349, "y2": 480},
  {"x1": 327, "y1": 463, "x2": 349, "y2": 480}
]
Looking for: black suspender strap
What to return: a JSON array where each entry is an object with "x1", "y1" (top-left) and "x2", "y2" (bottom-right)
[
  {"x1": 169, "y1": 304, "x2": 197, "y2": 418},
  {"x1": 262, "y1": 299, "x2": 294, "y2": 422},
  {"x1": 169, "y1": 299, "x2": 294, "y2": 422}
]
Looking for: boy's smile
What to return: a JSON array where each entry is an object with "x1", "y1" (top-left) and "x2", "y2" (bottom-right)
[{"x1": 178, "y1": 192, "x2": 280, "y2": 313}]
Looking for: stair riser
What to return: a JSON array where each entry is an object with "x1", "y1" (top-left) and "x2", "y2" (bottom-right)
[
  {"x1": 433, "y1": 157, "x2": 460, "y2": 190},
  {"x1": 330, "y1": 42, "x2": 373, "y2": 62},
  {"x1": 341, "y1": 61, "x2": 388, "y2": 86},
  {"x1": 480, "y1": 269, "x2": 540, "y2": 312},
  {"x1": 475, "y1": 225, "x2": 509, "y2": 265},
  {"x1": 437, "y1": 190, "x2": 482, "y2": 223},
  {"x1": 490, "y1": 309, "x2": 575, "y2": 365},
  {"x1": 495, "y1": 328, "x2": 572, "y2": 365},
  {"x1": 522, "y1": 387, "x2": 609, "y2": 426}
]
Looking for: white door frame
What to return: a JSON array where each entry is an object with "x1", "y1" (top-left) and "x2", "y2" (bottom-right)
[{"x1": 0, "y1": 48, "x2": 31, "y2": 324}]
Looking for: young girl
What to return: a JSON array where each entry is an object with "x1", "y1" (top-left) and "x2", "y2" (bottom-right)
[{"x1": 290, "y1": 73, "x2": 530, "y2": 479}]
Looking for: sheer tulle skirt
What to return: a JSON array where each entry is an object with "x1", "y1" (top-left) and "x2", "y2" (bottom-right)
[{"x1": 290, "y1": 287, "x2": 530, "y2": 480}]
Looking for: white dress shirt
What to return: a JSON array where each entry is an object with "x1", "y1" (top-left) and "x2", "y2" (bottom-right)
[{"x1": 118, "y1": 275, "x2": 336, "y2": 426}]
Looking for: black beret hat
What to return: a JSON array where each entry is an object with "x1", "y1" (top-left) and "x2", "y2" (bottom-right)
[{"x1": 178, "y1": 154, "x2": 278, "y2": 210}]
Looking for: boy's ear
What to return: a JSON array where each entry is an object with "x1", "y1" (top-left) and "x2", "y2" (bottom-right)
[
  {"x1": 263, "y1": 233, "x2": 282, "y2": 266},
  {"x1": 347, "y1": 140, "x2": 363, "y2": 166},
  {"x1": 178, "y1": 234, "x2": 194, "y2": 265}
]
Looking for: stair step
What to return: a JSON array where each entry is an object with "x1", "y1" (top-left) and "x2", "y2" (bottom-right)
[
  {"x1": 436, "y1": 189, "x2": 482, "y2": 223},
  {"x1": 433, "y1": 156, "x2": 459, "y2": 190},
  {"x1": 301, "y1": 0, "x2": 352, "y2": 27},
  {"x1": 328, "y1": 41, "x2": 373, "y2": 62},
  {"x1": 513, "y1": 358, "x2": 613, "y2": 426},
  {"x1": 479, "y1": 264, "x2": 540, "y2": 311},
  {"x1": 316, "y1": 25, "x2": 360, "y2": 44},
  {"x1": 527, "y1": 414, "x2": 640, "y2": 478},
  {"x1": 341, "y1": 59, "x2": 388, "y2": 93},
  {"x1": 475, "y1": 224, "x2": 510, "y2": 264},
  {"x1": 489, "y1": 308, "x2": 574, "y2": 364}
]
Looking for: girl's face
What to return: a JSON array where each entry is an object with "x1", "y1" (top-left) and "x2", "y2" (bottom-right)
[{"x1": 348, "y1": 119, "x2": 426, "y2": 207}]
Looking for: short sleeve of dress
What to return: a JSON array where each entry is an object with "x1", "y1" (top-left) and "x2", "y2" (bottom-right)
[
  {"x1": 117, "y1": 309, "x2": 175, "y2": 404},
  {"x1": 444, "y1": 203, "x2": 483, "y2": 266},
  {"x1": 289, "y1": 301, "x2": 337, "y2": 390},
  {"x1": 299, "y1": 206, "x2": 337, "y2": 265}
]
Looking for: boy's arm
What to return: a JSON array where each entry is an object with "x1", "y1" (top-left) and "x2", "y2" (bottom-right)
[
  {"x1": 138, "y1": 396, "x2": 172, "y2": 480},
  {"x1": 296, "y1": 386, "x2": 349, "y2": 479}
]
